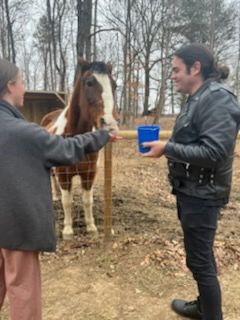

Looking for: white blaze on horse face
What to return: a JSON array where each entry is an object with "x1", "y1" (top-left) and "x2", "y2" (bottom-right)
[
  {"x1": 54, "y1": 105, "x2": 69, "y2": 135},
  {"x1": 93, "y1": 73, "x2": 118, "y2": 131}
]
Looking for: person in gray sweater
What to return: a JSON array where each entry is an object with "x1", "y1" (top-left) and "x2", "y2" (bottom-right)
[{"x1": 0, "y1": 58, "x2": 118, "y2": 320}]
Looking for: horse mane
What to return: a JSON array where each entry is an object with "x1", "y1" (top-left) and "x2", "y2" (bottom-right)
[{"x1": 81, "y1": 61, "x2": 112, "y2": 75}]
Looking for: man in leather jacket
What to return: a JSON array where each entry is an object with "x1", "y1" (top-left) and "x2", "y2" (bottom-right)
[{"x1": 142, "y1": 44, "x2": 240, "y2": 320}]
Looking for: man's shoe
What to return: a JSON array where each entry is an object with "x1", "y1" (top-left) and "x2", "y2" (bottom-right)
[{"x1": 171, "y1": 299, "x2": 202, "y2": 319}]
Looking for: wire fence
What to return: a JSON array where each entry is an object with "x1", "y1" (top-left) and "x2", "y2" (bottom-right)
[
  {"x1": 49, "y1": 133, "x2": 240, "y2": 312},
  {"x1": 52, "y1": 130, "x2": 171, "y2": 243},
  {"x1": 53, "y1": 131, "x2": 240, "y2": 245}
]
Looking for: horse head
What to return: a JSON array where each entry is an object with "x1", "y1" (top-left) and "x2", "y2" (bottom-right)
[{"x1": 67, "y1": 59, "x2": 119, "y2": 135}]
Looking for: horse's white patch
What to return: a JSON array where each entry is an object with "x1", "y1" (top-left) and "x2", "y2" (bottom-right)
[
  {"x1": 93, "y1": 73, "x2": 117, "y2": 127},
  {"x1": 54, "y1": 105, "x2": 69, "y2": 135},
  {"x1": 61, "y1": 188, "x2": 74, "y2": 238}
]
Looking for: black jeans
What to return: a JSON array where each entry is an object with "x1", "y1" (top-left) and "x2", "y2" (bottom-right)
[{"x1": 177, "y1": 194, "x2": 223, "y2": 320}]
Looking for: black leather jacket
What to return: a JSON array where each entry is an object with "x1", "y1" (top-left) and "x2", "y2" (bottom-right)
[{"x1": 165, "y1": 80, "x2": 240, "y2": 204}]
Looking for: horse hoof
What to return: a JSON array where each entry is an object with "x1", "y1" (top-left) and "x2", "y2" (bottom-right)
[
  {"x1": 62, "y1": 227, "x2": 74, "y2": 240},
  {"x1": 86, "y1": 225, "x2": 98, "y2": 234},
  {"x1": 62, "y1": 233, "x2": 74, "y2": 240}
]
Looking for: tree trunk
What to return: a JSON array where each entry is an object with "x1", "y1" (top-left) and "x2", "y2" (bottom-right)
[
  {"x1": 0, "y1": 0, "x2": 7, "y2": 59},
  {"x1": 236, "y1": 9, "x2": 240, "y2": 97},
  {"x1": 76, "y1": 0, "x2": 92, "y2": 60},
  {"x1": 121, "y1": 0, "x2": 132, "y2": 125},
  {"x1": 122, "y1": 38, "x2": 128, "y2": 125},
  {"x1": 57, "y1": 1, "x2": 66, "y2": 91},
  {"x1": 134, "y1": 59, "x2": 140, "y2": 117},
  {"x1": 4, "y1": 0, "x2": 16, "y2": 63},
  {"x1": 153, "y1": 27, "x2": 170, "y2": 123},
  {"x1": 209, "y1": 0, "x2": 216, "y2": 51},
  {"x1": 93, "y1": 0, "x2": 98, "y2": 60},
  {"x1": 142, "y1": 59, "x2": 150, "y2": 116}
]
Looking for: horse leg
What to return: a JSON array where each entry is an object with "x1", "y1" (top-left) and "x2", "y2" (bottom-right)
[
  {"x1": 51, "y1": 169, "x2": 60, "y2": 201},
  {"x1": 61, "y1": 186, "x2": 74, "y2": 240},
  {"x1": 57, "y1": 171, "x2": 74, "y2": 240},
  {"x1": 82, "y1": 188, "x2": 97, "y2": 233},
  {"x1": 79, "y1": 155, "x2": 98, "y2": 234}
]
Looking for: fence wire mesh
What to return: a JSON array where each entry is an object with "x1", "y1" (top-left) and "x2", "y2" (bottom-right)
[{"x1": 52, "y1": 138, "x2": 172, "y2": 242}]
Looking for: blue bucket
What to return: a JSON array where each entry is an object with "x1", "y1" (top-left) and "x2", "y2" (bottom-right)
[{"x1": 137, "y1": 125, "x2": 160, "y2": 153}]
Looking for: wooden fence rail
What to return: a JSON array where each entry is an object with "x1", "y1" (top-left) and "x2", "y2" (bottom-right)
[{"x1": 118, "y1": 130, "x2": 172, "y2": 140}]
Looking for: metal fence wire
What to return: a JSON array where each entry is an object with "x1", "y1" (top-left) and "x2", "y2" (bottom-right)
[{"x1": 53, "y1": 131, "x2": 171, "y2": 242}]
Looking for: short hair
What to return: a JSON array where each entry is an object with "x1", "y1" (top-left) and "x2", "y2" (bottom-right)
[{"x1": 174, "y1": 44, "x2": 228, "y2": 81}]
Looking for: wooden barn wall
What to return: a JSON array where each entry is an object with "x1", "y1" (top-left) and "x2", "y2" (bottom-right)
[
  {"x1": 21, "y1": 91, "x2": 67, "y2": 124},
  {"x1": 21, "y1": 102, "x2": 62, "y2": 124}
]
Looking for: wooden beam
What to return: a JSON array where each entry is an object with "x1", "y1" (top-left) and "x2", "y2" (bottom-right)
[{"x1": 119, "y1": 130, "x2": 172, "y2": 140}]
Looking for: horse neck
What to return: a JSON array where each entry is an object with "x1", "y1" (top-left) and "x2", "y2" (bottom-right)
[{"x1": 65, "y1": 103, "x2": 96, "y2": 135}]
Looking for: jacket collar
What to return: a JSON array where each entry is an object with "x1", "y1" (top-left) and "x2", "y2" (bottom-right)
[
  {"x1": 0, "y1": 99, "x2": 25, "y2": 120},
  {"x1": 187, "y1": 79, "x2": 213, "y2": 102}
]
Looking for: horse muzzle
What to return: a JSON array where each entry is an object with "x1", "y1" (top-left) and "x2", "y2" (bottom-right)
[{"x1": 100, "y1": 117, "x2": 119, "y2": 134}]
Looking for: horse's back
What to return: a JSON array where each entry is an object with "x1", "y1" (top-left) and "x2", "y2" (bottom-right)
[{"x1": 40, "y1": 109, "x2": 63, "y2": 130}]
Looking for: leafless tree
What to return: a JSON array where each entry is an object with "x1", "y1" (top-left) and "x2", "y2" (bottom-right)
[
  {"x1": 132, "y1": 0, "x2": 166, "y2": 116},
  {"x1": 76, "y1": 0, "x2": 92, "y2": 61},
  {"x1": 47, "y1": 0, "x2": 68, "y2": 91},
  {"x1": 234, "y1": 0, "x2": 240, "y2": 96},
  {"x1": 0, "y1": 0, "x2": 237, "y2": 123},
  {"x1": 92, "y1": 0, "x2": 98, "y2": 60},
  {"x1": 4, "y1": 0, "x2": 15, "y2": 62},
  {"x1": 0, "y1": 0, "x2": 30, "y2": 63}
]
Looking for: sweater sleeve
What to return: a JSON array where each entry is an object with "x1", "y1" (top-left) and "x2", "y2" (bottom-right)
[
  {"x1": 15, "y1": 121, "x2": 110, "y2": 168},
  {"x1": 42, "y1": 129, "x2": 110, "y2": 168}
]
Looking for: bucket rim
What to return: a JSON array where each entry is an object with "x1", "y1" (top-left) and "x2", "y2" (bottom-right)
[{"x1": 137, "y1": 125, "x2": 160, "y2": 130}]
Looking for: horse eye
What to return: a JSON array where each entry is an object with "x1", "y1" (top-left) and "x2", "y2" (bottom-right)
[
  {"x1": 85, "y1": 78, "x2": 94, "y2": 87},
  {"x1": 100, "y1": 118, "x2": 106, "y2": 126}
]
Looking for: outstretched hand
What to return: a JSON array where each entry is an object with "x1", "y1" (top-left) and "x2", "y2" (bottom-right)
[
  {"x1": 46, "y1": 125, "x2": 56, "y2": 135},
  {"x1": 141, "y1": 140, "x2": 167, "y2": 158},
  {"x1": 109, "y1": 132, "x2": 123, "y2": 142}
]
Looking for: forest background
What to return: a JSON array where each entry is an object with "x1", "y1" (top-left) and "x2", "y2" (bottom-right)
[{"x1": 1, "y1": 0, "x2": 240, "y2": 125}]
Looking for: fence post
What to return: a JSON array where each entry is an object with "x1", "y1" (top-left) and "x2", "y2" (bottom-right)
[
  {"x1": 102, "y1": 130, "x2": 172, "y2": 243},
  {"x1": 104, "y1": 142, "x2": 113, "y2": 242}
]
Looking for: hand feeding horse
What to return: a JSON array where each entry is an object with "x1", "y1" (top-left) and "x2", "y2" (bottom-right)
[{"x1": 41, "y1": 60, "x2": 119, "y2": 239}]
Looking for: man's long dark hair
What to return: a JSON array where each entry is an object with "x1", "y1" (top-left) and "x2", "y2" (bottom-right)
[{"x1": 174, "y1": 44, "x2": 229, "y2": 81}]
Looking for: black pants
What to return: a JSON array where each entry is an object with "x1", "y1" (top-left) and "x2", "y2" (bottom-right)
[{"x1": 177, "y1": 194, "x2": 223, "y2": 320}]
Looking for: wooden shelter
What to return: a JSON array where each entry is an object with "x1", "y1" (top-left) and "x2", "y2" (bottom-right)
[{"x1": 22, "y1": 91, "x2": 66, "y2": 124}]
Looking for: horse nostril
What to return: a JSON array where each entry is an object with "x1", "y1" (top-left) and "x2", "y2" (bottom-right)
[{"x1": 100, "y1": 118, "x2": 106, "y2": 126}]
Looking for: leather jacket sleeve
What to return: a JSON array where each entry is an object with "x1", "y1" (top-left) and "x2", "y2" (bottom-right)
[{"x1": 165, "y1": 87, "x2": 240, "y2": 169}]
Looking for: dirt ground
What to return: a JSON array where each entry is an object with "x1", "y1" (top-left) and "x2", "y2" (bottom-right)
[{"x1": 1, "y1": 117, "x2": 240, "y2": 320}]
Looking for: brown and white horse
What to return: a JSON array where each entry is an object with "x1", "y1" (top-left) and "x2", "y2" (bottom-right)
[{"x1": 41, "y1": 60, "x2": 119, "y2": 239}]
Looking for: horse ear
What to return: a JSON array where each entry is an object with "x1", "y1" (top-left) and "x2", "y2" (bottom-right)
[
  {"x1": 107, "y1": 63, "x2": 112, "y2": 74},
  {"x1": 78, "y1": 58, "x2": 89, "y2": 67},
  {"x1": 74, "y1": 58, "x2": 90, "y2": 84}
]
